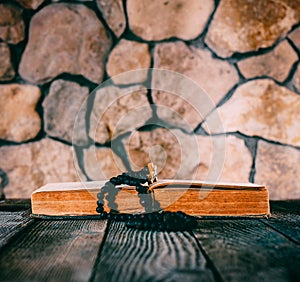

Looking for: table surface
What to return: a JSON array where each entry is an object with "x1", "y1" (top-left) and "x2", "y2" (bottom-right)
[{"x1": 0, "y1": 200, "x2": 299, "y2": 282}]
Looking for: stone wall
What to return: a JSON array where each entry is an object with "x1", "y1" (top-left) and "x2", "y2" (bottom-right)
[{"x1": 0, "y1": 0, "x2": 300, "y2": 200}]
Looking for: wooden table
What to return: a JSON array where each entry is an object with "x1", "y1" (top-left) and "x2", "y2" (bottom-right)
[{"x1": 0, "y1": 200, "x2": 299, "y2": 282}]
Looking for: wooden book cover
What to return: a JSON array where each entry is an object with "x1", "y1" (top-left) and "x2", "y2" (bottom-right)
[{"x1": 31, "y1": 180, "x2": 270, "y2": 218}]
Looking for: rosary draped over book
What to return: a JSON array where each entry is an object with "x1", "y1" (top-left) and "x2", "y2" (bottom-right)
[{"x1": 31, "y1": 163, "x2": 270, "y2": 231}]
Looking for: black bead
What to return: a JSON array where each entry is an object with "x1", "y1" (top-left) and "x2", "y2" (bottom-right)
[
  {"x1": 99, "y1": 212, "x2": 108, "y2": 219},
  {"x1": 96, "y1": 206, "x2": 104, "y2": 213},
  {"x1": 111, "y1": 214, "x2": 120, "y2": 221},
  {"x1": 97, "y1": 165, "x2": 199, "y2": 231}
]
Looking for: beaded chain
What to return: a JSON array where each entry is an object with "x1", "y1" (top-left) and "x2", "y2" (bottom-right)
[{"x1": 96, "y1": 164, "x2": 198, "y2": 231}]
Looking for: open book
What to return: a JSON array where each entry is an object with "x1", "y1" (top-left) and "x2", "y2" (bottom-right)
[{"x1": 31, "y1": 180, "x2": 270, "y2": 218}]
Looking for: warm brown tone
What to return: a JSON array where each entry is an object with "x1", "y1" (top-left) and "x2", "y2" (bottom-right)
[
  {"x1": 0, "y1": 3, "x2": 24, "y2": 43},
  {"x1": 205, "y1": 79, "x2": 300, "y2": 147},
  {"x1": 31, "y1": 180, "x2": 270, "y2": 217},
  {"x1": 0, "y1": 43, "x2": 15, "y2": 81},
  {"x1": 43, "y1": 79, "x2": 89, "y2": 145},
  {"x1": 127, "y1": 0, "x2": 214, "y2": 40},
  {"x1": 106, "y1": 39, "x2": 151, "y2": 85},
  {"x1": 19, "y1": 3, "x2": 112, "y2": 84},
  {"x1": 0, "y1": 138, "x2": 81, "y2": 198},
  {"x1": 1, "y1": 0, "x2": 300, "y2": 200},
  {"x1": 0, "y1": 84, "x2": 41, "y2": 142},
  {"x1": 237, "y1": 40, "x2": 298, "y2": 82},
  {"x1": 206, "y1": 0, "x2": 300, "y2": 57}
]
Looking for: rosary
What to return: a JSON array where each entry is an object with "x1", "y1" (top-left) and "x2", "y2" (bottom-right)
[{"x1": 96, "y1": 163, "x2": 198, "y2": 231}]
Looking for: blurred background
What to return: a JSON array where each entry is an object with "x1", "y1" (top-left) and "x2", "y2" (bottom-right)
[{"x1": 0, "y1": 0, "x2": 299, "y2": 200}]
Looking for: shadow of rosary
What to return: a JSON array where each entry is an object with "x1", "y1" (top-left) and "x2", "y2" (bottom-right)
[{"x1": 96, "y1": 163, "x2": 198, "y2": 232}]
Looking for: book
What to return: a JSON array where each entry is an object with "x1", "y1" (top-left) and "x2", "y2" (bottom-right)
[{"x1": 31, "y1": 180, "x2": 270, "y2": 218}]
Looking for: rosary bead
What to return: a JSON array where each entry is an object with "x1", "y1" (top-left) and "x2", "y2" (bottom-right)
[
  {"x1": 96, "y1": 206, "x2": 104, "y2": 213},
  {"x1": 96, "y1": 164, "x2": 198, "y2": 231},
  {"x1": 136, "y1": 185, "x2": 148, "y2": 194},
  {"x1": 111, "y1": 214, "x2": 120, "y2": 221},
  {"x1": 99, "y1": 212, "x2": 108, "y2": 219},
  {"x1": 109, "y1": 177, "x2": 118, "y2": 185},
  {"x1": 118, "y1": 214, "x2": 128, "y2": 221},
  {"x1": 129, "y1": 179, "x2": 136, "y2": 186},
  {"x1": 123, "y1": 178, "x2": 129, "y2": 185}
]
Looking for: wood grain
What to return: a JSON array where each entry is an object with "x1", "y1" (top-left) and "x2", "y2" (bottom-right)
[
  {"x1": 0, "y1": 199, "x2": 31, "y2": 211},
  {"x1": 193, "y1": 219, "x2": 300, "y2": 282},
  {"x1": 260, "y1": 201, "x2": 300, "y2": 244},
  {"x1": 0, "y1": 210, "x2": 33, "y2": 248},
  {"x1": 1, "y1": 200, "x2": 299, "y2": 281},
  {"x1": 0, "y1": 219, "x2": 107, "y2": 282},
  {"x1": 269, "y1": 200, "x2": 300, "y2": 216},
  {"x1": 92, "y1": 221, "x2": 216, "y2": 282}
]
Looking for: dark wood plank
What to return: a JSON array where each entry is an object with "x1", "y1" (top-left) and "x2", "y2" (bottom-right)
[
  {"x1": 0, "y1": 209, "x2": 33, "y2": 248},
  {"x1": 92, "y1": 221, "x2": 215, "y2": 282},
  {"x1": 260, "y1": 201, "x2": 300, "y2": 244},
  {"x1": 0, "y1": 199, "x2": 31, "y2": 211},
  {"x1": 0, "y1": 219, "x2": 107, "y2": 282},
  {"x1": 270, "y1": 200, "x2": 300, "y2": 214},
  {"x1": 193, "y1": 219, "x2": 300, "y2": 282}
]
